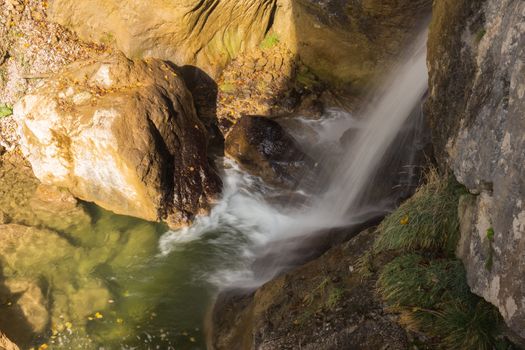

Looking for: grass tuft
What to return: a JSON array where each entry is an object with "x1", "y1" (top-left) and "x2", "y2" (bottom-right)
[
  {"x1": 259, "y1": 33, "x2": 280, "y2": 50},
  {"x1": 372, "y1": 169, "x2": 516, "y2": 349},
  {"x1": 374, "y1": 169, "x2": 466, "y2": 255}
]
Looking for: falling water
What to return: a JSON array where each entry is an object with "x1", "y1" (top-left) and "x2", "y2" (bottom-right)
[{"x1": 160, "y1": 30, "x2": 430, "y2": 287}]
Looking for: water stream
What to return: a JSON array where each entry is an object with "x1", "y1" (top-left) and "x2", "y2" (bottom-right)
[{"x1": 2, "y1": 31, "x2": 429, "y2": 350}]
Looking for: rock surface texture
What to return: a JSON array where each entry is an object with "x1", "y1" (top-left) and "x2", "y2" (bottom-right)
[
  {"x1": 14, "y1": 54, "x2": 221, "y2": 228},
  {"x1": 225, "y1": 116, "x2": 313, "y2": 188},
  {"x1": 427, "y1": 0, "x2": 525, "y2": 339},
  {"x1": 210, "y1": 229, "x2": 410, "y2": 350},
  {"x1": 48, "y1": 0, "x2": 280, "y2": 78},
  {"x1": 47, "y1": 0, "x2": 431, "y2": 87}
]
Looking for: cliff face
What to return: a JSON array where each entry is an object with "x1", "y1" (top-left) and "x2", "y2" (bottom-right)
[
  {"x1": 47, "y1": 0, "x2": 431, "y2": 88},
  {"x1": 426, "y1": 0, "x2": 525, "y2": 338}
]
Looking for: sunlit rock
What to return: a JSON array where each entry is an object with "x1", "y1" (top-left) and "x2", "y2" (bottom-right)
[
  {"x1": 4, "y1": 279, "x2": 49, "y2": 334},
  {"x1": 14, "y1": 53, "x2": 221, "y2": 228}
]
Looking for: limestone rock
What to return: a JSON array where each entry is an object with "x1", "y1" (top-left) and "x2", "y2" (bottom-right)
[
  {"x1": 427, "y1": 0, "x2": 525, "y2": 338},
  {"x1": 14, "y1": 53, "x2": 221, "y2": 228},
  {"x1": 47, "y1": 0, "x2": 430, "y2": 87},
  {"x1": 225, "y1": 116, "x2": 314, "y2": 188},
  {"x1": 48, "y1": 0, "x2": 279, "y2": 78}
]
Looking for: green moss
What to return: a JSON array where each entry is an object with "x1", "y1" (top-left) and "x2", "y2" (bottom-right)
[
  {"x1": 377, "y1": 254, "x2": 512, "y2": 350},
  {"x1": 0, "y1": 104, "x2": 13, "y2": 118},
  {"x1": 475, "y1": 28, "x2": 487, "y2": 43},
  {"x1": 259, "y1": 33, "x2": 280, "y2": 50},
  {"x1": 485, "y1": 227, "x2": 495, "y2": 271}
]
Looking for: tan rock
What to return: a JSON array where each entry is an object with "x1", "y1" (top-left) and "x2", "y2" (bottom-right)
[
  {"x1": 14, "y1": 53, "x2": 221, "y2": 228},
  {"x1": 0, "y1": 333, "x2": 19, "y2": 350},
  {"x1": 48, "y1": 0, "x2": 279, "y2": 78}
]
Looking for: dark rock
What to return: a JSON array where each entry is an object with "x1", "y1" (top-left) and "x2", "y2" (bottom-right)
[{"x1": 225, "y1": 116, "x2": 315, "y2": 189}]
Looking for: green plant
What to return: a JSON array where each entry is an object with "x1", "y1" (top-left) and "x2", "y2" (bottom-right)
[
  {"x1": 326, "y1": 287, "x2": 344, "y2": 310},
  {"x1": 374, "y1": 170, "x2": 466, "y2": 255},
  {"x1": 378, "y1": 254, "x2": 469, "y2": 309},
  {"x1": 0, "y1": 104, "x2": 13, "y2": 118},
  {"x1": 377, "y1": 253, "x2": 512, "y2": 350},
  {"x1": 476, "y1": 28, "x2": 487, "y2": 43},
  {"x1": 259, "y1": 33, "x2": 280, "y2": 50}
]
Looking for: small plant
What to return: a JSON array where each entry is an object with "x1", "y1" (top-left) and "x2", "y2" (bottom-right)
[
  {"x1": 377, "y1": 254, "x2": 512, "y2": 350},
  {"x1": 374, "y1": 169, "x2": 466, "y2": 255},
  {"x1": 485, "y1": 227, "x2": 495, "y2": 271},
  {"x1": 0, "y1": 103, "x2": 13, "y2": 118},
  {"x1": 259, "y1": 33, "x2": 280, "y2": 50},
  {"x1": 475, "y1": 28, "x2": 487, "y2": 43},
  {"x1": 326, "y1": 287, "x2": 344, "y2": 310}
]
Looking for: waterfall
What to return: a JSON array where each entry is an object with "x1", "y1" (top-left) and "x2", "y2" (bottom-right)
[{"x1": 159, "y1": 29, "x2": 430, "y2": 288}]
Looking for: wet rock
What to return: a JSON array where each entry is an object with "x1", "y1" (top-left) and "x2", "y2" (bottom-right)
[
  {"x1": 4, "y1": 279, "x2": 49, "y2": 334},
  {"x1": 209, "y1": 228, "x2": 409, "y2": 350},
  {"x1": 14, "y1": 53, "x2": 221, "y2": 228},
  {"x1": 225, "y1": 116, "x2": 314, "y2": 188},
  {"x1": 427, "y1": 0, "x2": 525, "y2": 339}
]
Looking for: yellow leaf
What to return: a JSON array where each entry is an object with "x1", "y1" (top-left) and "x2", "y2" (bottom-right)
[{"x1": 400, "y1": 215, "x2": 409, "y2": 225}]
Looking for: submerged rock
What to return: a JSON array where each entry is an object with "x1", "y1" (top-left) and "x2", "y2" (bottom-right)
[
  {"x1": 427, "y1": 0, "x2": 525, "y2": 339},
  {"x1": 225, "y1": 116, "x2": 314, "y2": 188},
  {"x1": 14, "y1": 53, "x2": 221, "y2": 228}
]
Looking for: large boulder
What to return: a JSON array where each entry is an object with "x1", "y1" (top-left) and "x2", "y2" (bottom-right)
[
  {"x1": 426, "y1": 0, "x2": 525, "y2": 339},
  {"x1": 225, "y1": 116, "x2": 313, "y2": 188},
  {"x1": 48, "y1": 0, "x2": 280, "y2": 78},
  {"x1": 14, "y1": 53, "x2": 221, "y2": 228}
]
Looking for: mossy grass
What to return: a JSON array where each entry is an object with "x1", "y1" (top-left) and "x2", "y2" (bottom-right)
[
  {"x1": 374, "y1": 168, "x2": 467, "y2": 255},
  {"x1": 372, "y1": 169, "x2": 515, "y2": 349}
]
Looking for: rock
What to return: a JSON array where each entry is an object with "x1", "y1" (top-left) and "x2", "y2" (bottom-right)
[
  {"x1": 47, "y1": 0, "x2": 431, "y2": 88},
  {"x1": 286, "y1": 0, "x2": 432, "y2": 88},
  {"x1": 14, "y1": 53, "x2": 221, "y2": 228},
  {"x1": 225, "y1": 116, "x2": 314, "y2": 188},
  {"x1": 209, "y1": 228, "x2": 409, "y2": 350},
  {"x1": 426, "y1": 0, "x2": 525, "y2": 339},
  {"x1": 3, "y1": 279, "x2": 49, "y2": 334},
  {"x1": 0, "y1": 224, "x2": 77, "y2": 276},
  {"x1": 48, "y1": 0, "x2": 279, "y2": 78},
  {"x1": 0, "y1": 333, "x2": 19, "y2": 350},
  {"x1": 30, "y1": 184, "x2": 92, "y2": 232}
]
